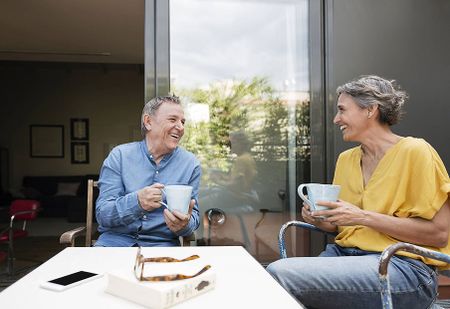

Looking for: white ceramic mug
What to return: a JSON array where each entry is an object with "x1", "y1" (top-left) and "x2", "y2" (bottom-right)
[
  {"x1": 297, "y1": 183, "x2": 341, "y2": 212},
  {"x1": 159, "y1": 185, "x2": 193, "y2": 214}
]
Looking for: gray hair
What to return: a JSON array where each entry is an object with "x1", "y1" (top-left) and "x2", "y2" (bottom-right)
[
  {"x1": 140, "y1": 95, "x2": 181, "y2": 136},
  {"x1": 336, "y1": 75, "x2": 408, "y2": 125}
]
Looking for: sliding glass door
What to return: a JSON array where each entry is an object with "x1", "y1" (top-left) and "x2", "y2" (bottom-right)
[{"x1": 169, "y1": 0, "x2": 310, "y2": 263}]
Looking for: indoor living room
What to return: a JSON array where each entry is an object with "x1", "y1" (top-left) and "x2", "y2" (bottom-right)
[{"x1": 0, "y1": 0, "x2": 145, "y2": 286}]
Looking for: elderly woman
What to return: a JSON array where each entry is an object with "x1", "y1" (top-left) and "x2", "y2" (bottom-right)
[{"x1": 267, "y1": 75, "x2": 450, "y2": 309}]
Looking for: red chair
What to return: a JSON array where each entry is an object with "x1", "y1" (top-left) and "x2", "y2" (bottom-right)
[{"x1": 0, "y1": 199, "x2": 40, "y2": 275}]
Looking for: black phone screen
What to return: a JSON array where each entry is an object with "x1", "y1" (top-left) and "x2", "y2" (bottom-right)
[{"x1": 48, "y1": 271, "x2": 98, "y2": 286}]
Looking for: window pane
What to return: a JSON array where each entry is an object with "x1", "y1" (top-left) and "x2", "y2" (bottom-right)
[{"x1": 170, "y1": 0, "x2": 310, "y2": 263}]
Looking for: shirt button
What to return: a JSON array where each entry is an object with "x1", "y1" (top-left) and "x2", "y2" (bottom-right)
[
  {"x1": 143, "y1": 215, "x2": 147, "y2": 219},
  {"x1": 156, "y1": 171, "x2": 159, "y2": 174}
]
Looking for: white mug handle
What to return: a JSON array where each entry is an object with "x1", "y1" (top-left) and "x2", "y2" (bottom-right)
[
  {"x1": 297, "y1": 184, "x2": 312, "y2": 207},
  {"x1": 159, "y1": 188, "x2": 168, "y2": 207}
]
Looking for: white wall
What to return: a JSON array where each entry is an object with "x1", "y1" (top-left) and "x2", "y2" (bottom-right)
[{"x1": 0, "y1": 62, "x2": 144, "y2": 191}]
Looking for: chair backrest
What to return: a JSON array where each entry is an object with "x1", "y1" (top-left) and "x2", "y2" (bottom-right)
[
  {"x1": 85, "y1": 179, "x2": 98, "y2": 247},
  {"x1": 9, "y1": 199, "x2": 40, "y2": 220},
  {"x1": 82, "y1": 179, "x2": 194, "y2": 247}
]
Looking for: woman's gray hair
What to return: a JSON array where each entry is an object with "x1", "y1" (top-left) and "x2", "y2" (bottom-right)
[
  {"x1": 141, "y1": 95, "x2": 181, "y2": 136},
  {"x1": 336, "y1": 75, "x2": 408, "y2": 125}
]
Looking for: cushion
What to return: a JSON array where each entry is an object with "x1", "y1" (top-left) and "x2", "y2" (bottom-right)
[{"x1": 55, "y1": 182, "x2": 80, "y2": 196}]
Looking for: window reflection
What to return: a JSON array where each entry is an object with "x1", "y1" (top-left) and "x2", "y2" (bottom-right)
[{"x1": 171, "y1": 0, "x2": 310, "y2": 263}]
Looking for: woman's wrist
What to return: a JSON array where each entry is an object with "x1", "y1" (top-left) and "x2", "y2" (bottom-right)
[{"x1": 358, "y1": 209, "x2": 375, "y2": 227}]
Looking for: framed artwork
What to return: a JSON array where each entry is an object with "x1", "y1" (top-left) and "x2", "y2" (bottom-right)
[
  {"x1": 70, "y1": 118, "x2": 89, "y2": 140},
  {"x1": 30, "y1": 125, "x2": 64, "y2": 158},
  {"x1": 71, "y1": 142, "x2": 89, "y2": 164}
]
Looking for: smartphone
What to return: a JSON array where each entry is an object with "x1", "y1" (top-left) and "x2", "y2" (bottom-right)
[{"x1": 40, "y1": 271, "x2": 103, "y2": 292}]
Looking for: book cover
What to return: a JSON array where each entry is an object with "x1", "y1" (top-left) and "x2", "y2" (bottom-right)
[{"x1": 105, "y1": 261, "x2": 216, "y2": 309}]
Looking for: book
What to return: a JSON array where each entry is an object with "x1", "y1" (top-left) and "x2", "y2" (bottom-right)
[{"x1": 105, "y1": 262, "x2": 216, "y2": 309}]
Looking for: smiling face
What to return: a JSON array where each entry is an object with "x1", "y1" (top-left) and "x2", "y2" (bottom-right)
[
  {"x1": 333, "y1": 93, "x2": 370, "y2": 142},
  {"x1": 144, "y1": 102, "x2": 185, "y2": 156}
]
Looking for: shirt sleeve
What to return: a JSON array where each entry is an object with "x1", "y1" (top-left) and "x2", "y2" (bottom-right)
[
  {"x1": 175, "y1": 162, "x2": 202, "y2": 237},
  {"x1": 95, "y1": 148, "x2": 143, "y2": 228},
  {"x1": 395, "y1": 141, "x2": 450, "y2": 219}
]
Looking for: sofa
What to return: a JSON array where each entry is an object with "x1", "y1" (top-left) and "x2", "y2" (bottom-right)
[{"x1": 21, "y1": 175, "x2": 98, "y2": 222}]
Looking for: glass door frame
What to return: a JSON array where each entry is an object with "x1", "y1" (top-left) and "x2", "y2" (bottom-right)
[
  {"x1": 144, "y1": 0, "x2": 330, "y2": 257},
  {"x1": 144, "y1": 0, "x2": 170, "y2": 102}
]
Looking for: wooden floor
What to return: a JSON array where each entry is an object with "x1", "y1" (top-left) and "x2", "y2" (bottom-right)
[
  {"x1": 0, "y1": 217, "x2": 73, "y2": 290},
  {"x1": 439, "y1": 275, "x2": 450, "y2": 299},
  {"x1": 0, "y1": 235, "x2": 65, "y2": 291}
]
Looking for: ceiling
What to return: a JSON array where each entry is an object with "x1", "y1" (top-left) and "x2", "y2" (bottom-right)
[{"x1": 0, "y1": 0, "x2": 144, "y2": 64}]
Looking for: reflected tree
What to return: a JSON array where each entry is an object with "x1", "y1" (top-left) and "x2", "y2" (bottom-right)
[{"x1": 176, "y1": 77, "x2": 310, "y2": 185}]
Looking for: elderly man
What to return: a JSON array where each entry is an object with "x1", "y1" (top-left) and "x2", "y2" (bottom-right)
[{"x1": 95, "y1": 95, "x2": 201, "y2": 247}]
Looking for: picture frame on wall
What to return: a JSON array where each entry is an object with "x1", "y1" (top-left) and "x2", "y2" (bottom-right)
[
  {"x1": 30, "y1": 125, "x2": 64, "y2": 158},
  {"x1": 71, "y1": 142, "x2": 89, "y2": 164},
  {"x1": 70, "y1": 118, "x2": 89, "y2": 140}
]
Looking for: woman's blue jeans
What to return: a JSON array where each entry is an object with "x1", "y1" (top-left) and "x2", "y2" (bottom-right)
[{"x1": 266, "y1": 244, "x2": 438, "y2": 309}]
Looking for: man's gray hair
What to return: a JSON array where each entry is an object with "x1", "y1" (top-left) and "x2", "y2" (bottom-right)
[
  {"x1": 141, "y1": 95, "x2": 181, "y2": 136},
  {"x1": 336, "y1": 75, "x2": 408, "y2": 126}
]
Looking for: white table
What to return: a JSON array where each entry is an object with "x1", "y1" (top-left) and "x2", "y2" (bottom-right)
[{"x1": 0, "y1": 246, "x2": 303, "y2": 308}]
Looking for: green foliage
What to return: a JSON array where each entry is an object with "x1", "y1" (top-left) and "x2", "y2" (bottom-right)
[{"x1": 175, "y1": 77, "x2": 310, "y2": 183}]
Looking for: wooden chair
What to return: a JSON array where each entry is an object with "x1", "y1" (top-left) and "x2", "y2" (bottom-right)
[
  {"x1": 59, "y1": 179, "x2": 97, "y2": 247},
  {"x1": 60, "y1": 179, "x2": 195, "y2": 247}
]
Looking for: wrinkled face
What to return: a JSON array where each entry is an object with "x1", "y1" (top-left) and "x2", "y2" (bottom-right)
[
  {"x1": 145, "y1": 102, "x2": 185, "y2": 154},
  {"x1": 333, "y1": 93, "x2": 369, "y2": 142}
]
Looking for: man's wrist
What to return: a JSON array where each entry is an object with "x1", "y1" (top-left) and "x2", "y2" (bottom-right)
[
  {"x1": 137, "y1": 192, "x2": 145, "y2": 210},
  {"x1": 136, "y1": 191, "x2": 152, "y2": 212},
  {"x1": 175, "y1": 220, "x2": 192, "y2": 236}
]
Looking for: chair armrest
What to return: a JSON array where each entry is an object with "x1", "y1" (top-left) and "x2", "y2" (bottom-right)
[
  {"x1": 278, "y1": 220, "x2": 338, "y2": 259},
  {"x1": 59, "y1": 226, "x2": 86, "y2": 247},
  {"x1": 379, "y1": 242, "x2": 450, "y2": 309},
  {"x1": 181, "y1": 233, "x2": 196, "y2": 247},
  {"x1": 10, "y1": 210, "x2": 39, "y2": 228}
]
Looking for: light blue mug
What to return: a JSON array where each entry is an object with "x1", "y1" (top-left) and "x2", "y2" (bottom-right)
[{"x1": 297, "y1": 183, "x2": 341, "y2": 212}]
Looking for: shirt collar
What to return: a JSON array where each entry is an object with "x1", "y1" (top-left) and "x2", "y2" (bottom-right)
[{"x1": 140, "y1": 139, "x2": 178, "y2": 164}]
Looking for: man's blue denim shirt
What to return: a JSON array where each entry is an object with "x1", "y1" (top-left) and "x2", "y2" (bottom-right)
[{"x1": 95, "y1": 139, "x2": 201, "y2": 246}]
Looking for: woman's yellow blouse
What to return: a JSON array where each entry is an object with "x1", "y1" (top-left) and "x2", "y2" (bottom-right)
[{"x1": 333, "y1": 137, "x2": 450, "y2": 268}]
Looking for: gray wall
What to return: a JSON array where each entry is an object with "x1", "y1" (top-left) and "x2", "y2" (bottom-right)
[
  {"x1": 325, "y1": 0, "x2": 450, "y2": 180},
  {"x1": 308, "y1": 0, "x2": 450, "y2": 256}
]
